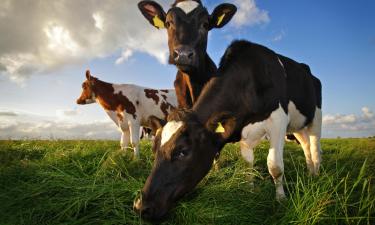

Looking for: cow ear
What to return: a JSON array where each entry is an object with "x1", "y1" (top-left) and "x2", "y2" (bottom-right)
[
  {"x1": 148, "y1": 116, "x2": 166, "y2": 136},
  {"x1": 86, "y1": 70, "x2": 91, "y2": 80},
  {"x1": 206, "y1": 112, "x2": 236, "y2": 139},
  {"x1": 209, "y1": 3, "x2": 237, "y2": 30},
  {"x1": 138, "y1": 1, "x2": 167, "y2": 29}
]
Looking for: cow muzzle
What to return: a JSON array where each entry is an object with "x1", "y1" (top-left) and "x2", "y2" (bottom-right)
[
  {"x1": 173, "y1": 46, "x2": 196, "y2": 67},
  {"x1": 133, "y1": 198, "x2": 168, "y2": 221}
]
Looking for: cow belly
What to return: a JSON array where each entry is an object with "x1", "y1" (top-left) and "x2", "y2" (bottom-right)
[{"x1": 287, "y1": 101, "x2": 307, "y2": 132}]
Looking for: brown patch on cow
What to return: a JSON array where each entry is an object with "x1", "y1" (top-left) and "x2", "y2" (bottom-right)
[
  {"x1": 144, "y1": 89, "x2": 160, "y2": 105},
  {"x1": 160, "y1": 101, "x2": 175, "y2": 119},
  {"x1": 161, "y1": 94, "x2": 167, "y2": 100},
  {"x1": 91, "y1": 78, "x2": 137, "y2": 119},
  {"x1": 161, "y1": 89, "x2": 169, "y2": 93},
  {"x1": 136, "y1": 100, "x2": 140, "y2": 105}
]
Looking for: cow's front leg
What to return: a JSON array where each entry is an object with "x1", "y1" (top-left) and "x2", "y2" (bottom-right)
[
  {"x1": 240, "y1": 121, "x2": 266, "y2": 188},
  {"x1": 128, "y1": 120, "x2": 141, "y2": 159},
  {"x1": 120, "y1": 129, "x2": 130, "y2": 151},
  {"x1": 266, "y1": 106, "x2": 288, "y2": 201}
]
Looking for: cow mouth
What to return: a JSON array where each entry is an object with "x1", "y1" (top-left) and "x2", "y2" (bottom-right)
[
  {"x1": 176, "y1": 63, "x2": 196, "y2": 73},
  {"x1": 76, "y1": 99, "x2": 86, "y2": 105}
]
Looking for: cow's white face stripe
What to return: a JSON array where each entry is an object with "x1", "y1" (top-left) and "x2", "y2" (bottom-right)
[
  {"x1": 176, "y1": 1, "x2": 199, "y2": 14},
  {"x1": 161, "y1": 121, "x2": 184, "y2": 146}
]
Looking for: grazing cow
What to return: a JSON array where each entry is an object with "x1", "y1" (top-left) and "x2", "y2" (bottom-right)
[
  {"x1": 134, "y1": 40, "x2": 322, "y2": 220},
  {"x1": 138, "y1": 0, "x2": 237, "y2": 108},
  {"x1": 76, "y1": 70, "x2": 177, "y2": 157}
]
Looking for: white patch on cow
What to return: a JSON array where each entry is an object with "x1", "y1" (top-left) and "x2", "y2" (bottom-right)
[
  {"x1": 161, "y1": 121, "x2": 184, "y2": 146},
  {"x1": 287, "y1": 101, "x2": 306, "y2": 132},
  {"x1": 266, "y1": 104, "x2": 288, "y2": 200},
  {"x1": 240, "y1": 104, "x2": 288, "y2": 200},
  {"x1": 176, "y1": 1, "x2": 199, "y2": 14},
  {"x1": 85, "y1": 93, "x2": 96, "y2": 104}
]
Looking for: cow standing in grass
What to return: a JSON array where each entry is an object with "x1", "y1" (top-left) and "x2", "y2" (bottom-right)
[
  {"x1": 134, "y1": 40, "x2": 322, "y2": 220},
  {"x1": 76, "y1": 70, "x2": 177, "y2": 158},
  {"x1": 138, "y1": 0, "x2": 237, "y2": 108}
]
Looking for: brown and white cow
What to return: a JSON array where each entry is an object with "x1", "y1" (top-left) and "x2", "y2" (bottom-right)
[
  {"x1": 76, "y1": 70, "x2": 177, "y2": 157},
  {"x1": 138, "y1": 0, "x2": 237, "y2": 109},
  {"x1": 134, "y1": 40, "x2": 322, "y2": 220}
]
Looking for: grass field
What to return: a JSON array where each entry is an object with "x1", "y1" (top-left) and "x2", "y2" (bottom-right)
[{"x1": 0, "y1": 138, "x2": 374, "y2": 225}]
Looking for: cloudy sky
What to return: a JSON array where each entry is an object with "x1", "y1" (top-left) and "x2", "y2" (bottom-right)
[{"x1": 0, "y1": 0, "x2": 374, "y2": 140}]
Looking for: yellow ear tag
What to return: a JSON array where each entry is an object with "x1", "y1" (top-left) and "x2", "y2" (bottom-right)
[
  {"x1": 153, "y1": 15, "x2": 165, "y2": 29},
  {"x1": 217, "y1": 13, "x2": 226, "y2": 26},
  {"x1": 215, "y1": 122, "x2": 225, "y2": 133}
]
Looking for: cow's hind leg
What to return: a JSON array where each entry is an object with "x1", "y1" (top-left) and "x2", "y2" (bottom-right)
[
  {"x1": 308, "y1": 107, "x2": 322, "y2": 175},
  {"x1": 266, "y1": 107, "x2": 288, "y2": 200},
  {"x1": 241, "y1": 121, "x2": 266, "y2": 188},
  {"x1": 293, "y1": 129, "x2": 314, "y2": 174}
]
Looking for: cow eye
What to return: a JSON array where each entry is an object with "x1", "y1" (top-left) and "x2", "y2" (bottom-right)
[
  {"x1": 173, "y1": 149, "x2": 189, "y2": 160},
  {"x1": 165, "y1": 20, "x2": 173, "y2": 29}
]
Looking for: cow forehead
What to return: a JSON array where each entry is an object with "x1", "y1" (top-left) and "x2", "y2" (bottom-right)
[
  {"x1": 161, "y1": 121, "x2": 184, "y2": 147},
  {"x1": 176, "y1": 1, "x2": 200, "y2": 14}
]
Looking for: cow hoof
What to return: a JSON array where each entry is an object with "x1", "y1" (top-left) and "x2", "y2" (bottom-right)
[{"x1": 276, "y1": 193, "x2": 287, "y2": 202}]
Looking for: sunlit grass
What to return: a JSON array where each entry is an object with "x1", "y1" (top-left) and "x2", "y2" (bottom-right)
[{"x1": 0, "y1": 138, "x2": 374, "y2": 224}]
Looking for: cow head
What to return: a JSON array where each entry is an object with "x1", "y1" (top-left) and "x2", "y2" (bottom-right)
[
  {"x1": 138, "y1": 0, "x2": 237, "y2": 73},
  {"x1": 134, "y1": 110, "x2": 236, "y2": 220},
  {"x1": 76, "y1": 70, "x2": 96, "y2": 105}
]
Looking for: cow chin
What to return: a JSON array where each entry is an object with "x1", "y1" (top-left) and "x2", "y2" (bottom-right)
[{"x1": 176, "y1": 64, "x2": 197, "y2": 74}]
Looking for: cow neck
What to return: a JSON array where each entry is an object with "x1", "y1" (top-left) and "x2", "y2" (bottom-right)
[
  {"x1": 179, "y1": 53, "x2": 217, "y2": 104},
  {"x1": 92, "y1": 79, "x2": 137, "y2": 120},
  {"x1": 92, "y1": 79, "x2": 117, "y2": 109},
  {"x1": 191, "y1": 77, "x2": 229, "y2": 145}
]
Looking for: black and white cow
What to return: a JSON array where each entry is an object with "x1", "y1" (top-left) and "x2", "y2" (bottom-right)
[
  {"x1": 134, "y1": 40, "x2": 322, "y2": 220},
  {"x1": 138, "y1": 0, "x2": 237, "y2": 108}
]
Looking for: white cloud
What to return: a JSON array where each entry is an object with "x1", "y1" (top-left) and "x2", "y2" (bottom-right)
[
  {"x1": 0, "y1": 0, "x2": 270, "y2": 83},
  {"x1": 0, "y1": 0, "x2": 170, "y2": 83},
  {"x1": 362, "y1": 107, "x2": 373, "y2": 120},
  {"x1": 232, "y1": 0, "x2": 270, "y2": 28},
  {"x1": 323, "y1": 107, "x2": 375, "y2": 137},
  {"x1": 115, "y1": 49, "x2": 134, "y2": 65},
  {"x1": 272, "y1": 30, "x2": 286, "y2": 42}
]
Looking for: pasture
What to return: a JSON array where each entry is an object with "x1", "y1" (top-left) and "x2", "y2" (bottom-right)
[{"x1": 0, "y1": 138, "x2": 374, "y2": 225}]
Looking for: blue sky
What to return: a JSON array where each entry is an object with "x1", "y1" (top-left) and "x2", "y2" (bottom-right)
[{"x1": 0, "y1": 0, "x2": 374, "y2": 139}]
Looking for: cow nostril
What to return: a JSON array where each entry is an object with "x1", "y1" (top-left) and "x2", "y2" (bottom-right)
[{"x1": 187, "y1": 51, "x2": 194, "y2": 59}]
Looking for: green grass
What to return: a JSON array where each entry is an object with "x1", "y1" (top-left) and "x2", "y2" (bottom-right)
[{"x1": 0, "y1": 138, "x2": 374, "y2": 225}]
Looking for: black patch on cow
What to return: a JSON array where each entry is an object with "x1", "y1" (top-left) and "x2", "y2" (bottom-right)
[{"x1": 277, "y1": 54, "x2": 322, "y2": 126}]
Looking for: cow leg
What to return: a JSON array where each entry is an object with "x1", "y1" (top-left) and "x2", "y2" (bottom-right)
[
  {"x1": 128, "y1": 121, "x2": 141, "y2": 159},
  {"x1": 266, "y1": 107, "x2": 288, "y2": 201},
  {"x1": 308, "y1": 107, "x2": 322, "y2": 175},
  {"x1": 293, "y1": 129, "x2": 314, "y2": 174},
  {"x1": 120, "y1": 129, "x2": 130, "y2": 151},
  {"x1": 241, "y1": 121, "x2": 266, "y2": 188}
]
